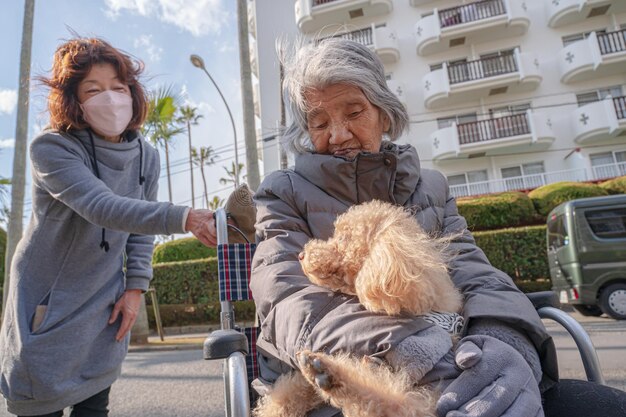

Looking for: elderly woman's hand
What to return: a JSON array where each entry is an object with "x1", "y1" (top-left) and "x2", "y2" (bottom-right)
[
  {"x1": 436, "y1": 335, "x2": 544, "y2": 417},
  {"x1": 185, "y1": 209, "x2": 217, "y2": 247}
]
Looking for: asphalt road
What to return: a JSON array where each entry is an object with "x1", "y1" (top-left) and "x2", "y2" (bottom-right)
[{"x1": 0, "y1": 312, "x2": 624, "y2": 417}]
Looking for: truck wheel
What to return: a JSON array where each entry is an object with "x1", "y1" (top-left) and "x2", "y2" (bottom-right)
[
  {"x1": 599, "y1": 284, "x2": 626, "y2": 320},
  {"x1": 573, "y1": 305, "x2": 603, "y2": 317}
]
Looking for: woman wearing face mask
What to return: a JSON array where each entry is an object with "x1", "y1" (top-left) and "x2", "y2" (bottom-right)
[{"x1": 0, "y1": 37, "x2": 218, "y2": 417}]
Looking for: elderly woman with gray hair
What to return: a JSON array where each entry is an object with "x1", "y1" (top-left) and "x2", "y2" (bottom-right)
[{"x1": 250, "y1": 38, "x2": 626, "y2": 417}]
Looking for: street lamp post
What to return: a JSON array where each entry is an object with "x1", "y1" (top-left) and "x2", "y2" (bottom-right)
[{"x1": 190, "y1": 54, "x2": 240, "y2": 187}]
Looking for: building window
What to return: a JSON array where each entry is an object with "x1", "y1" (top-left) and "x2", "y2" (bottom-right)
[
  {"x1": 576, "y1": 86, "x2": 623, "y2": 106},
  {"x1": 562, "y1": 29, "x2": 606, "y2": 47},
  {"x1": 430, "y1": 58, "x2": 467, "y2": 72},
  {"x1": 590, "y1": 151, "x2": 626, "y2": 179},
  {"x1": 437, "y1": 113, "x2": 477, "y2": 129},
  {"x1": 448, "y1": 170, "x2": 489, "y2": 197},
  {"x1": 501, "y1": 162, "x2": 545, "y2": 190},
  {"x1": 489, "y1": 103, "x2": 531, "y2": 118}
]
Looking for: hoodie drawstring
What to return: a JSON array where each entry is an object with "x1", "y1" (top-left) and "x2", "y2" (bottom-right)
[{"x1": 86, "y1": 129, "x2": 145, "y2": 252}]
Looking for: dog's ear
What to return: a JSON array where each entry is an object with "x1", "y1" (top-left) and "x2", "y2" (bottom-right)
[
  {"x1": 301, "y1": 240, "x2": 352, "y2": 293},
  {"x1": 355, "y1": 215, "x2": 462, "y2": 316}
]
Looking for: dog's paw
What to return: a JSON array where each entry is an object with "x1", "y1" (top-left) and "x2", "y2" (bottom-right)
[{"x1": 296, "y1": 351, "x2": 335, "y2": 391}]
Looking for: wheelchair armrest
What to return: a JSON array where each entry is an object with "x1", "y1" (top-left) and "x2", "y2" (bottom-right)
[
  {"x1": 203, "y1": 329, "x2": 249, "y2": 360},
  {"x1": 527, "y1": 291, "x2": 560, "y2": 310}
]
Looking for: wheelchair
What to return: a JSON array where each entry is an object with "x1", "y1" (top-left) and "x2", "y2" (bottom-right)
[{"x1": 203, "y1": 207, "x2": 606, "y2": 417}]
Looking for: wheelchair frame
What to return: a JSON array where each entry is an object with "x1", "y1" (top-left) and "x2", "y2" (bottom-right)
[{"x1": 204, "y1": 208, "x2": 606, "y2": 417}]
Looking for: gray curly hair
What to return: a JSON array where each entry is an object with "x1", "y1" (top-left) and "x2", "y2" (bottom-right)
[{"x1": 280, "y1": 37, "x2": 409, "y2": 155}]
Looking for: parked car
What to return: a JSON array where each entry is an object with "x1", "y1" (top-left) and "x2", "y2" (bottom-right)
[{"x1": 547, "y1": 194, "x2": 626, "y2": 319}]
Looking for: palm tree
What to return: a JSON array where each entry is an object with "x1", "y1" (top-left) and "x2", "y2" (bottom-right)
[
  {"x1": 208, "y1": 196, "x2": 224, "y2": 210},
  {"x1": 4, "y1": 0, "x2": 34, "y2": 311},
  {"x1": 142, "y1": 86, "x2": 184, "y2": 203},
  {"x1": 0, "y1": 178, "x2": 10, "y2": 226},
  {"x1": 219, "y1": 162, "x2": 246, "y2": 187},
  {"x1": 177, "y1": 106, "x2": 203, "y2": 209},
  {"x1": 191, "y1": 146, "x2": 217, "y2": 208}
]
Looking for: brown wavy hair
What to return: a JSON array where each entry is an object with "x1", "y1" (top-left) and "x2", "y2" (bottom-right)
[{"x1": 39, "y1": 37, "x2": 148, "y2": 132}]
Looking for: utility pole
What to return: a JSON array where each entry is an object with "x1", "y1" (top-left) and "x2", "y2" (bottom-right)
[
  {"x1": 236, "y1": 0, "x2": 260, "y2": 190},
  {"x1": 3, "y1": 0, "x2": 35, "y2": 312}
]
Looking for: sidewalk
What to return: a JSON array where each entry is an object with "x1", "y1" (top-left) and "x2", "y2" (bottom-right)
[{"x1": 128, "y1": 325, "x2": 215, "y2": 353}]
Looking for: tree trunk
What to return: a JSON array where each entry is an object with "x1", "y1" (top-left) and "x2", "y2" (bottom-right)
[
  {"x1": 237, "y1": 0, "x2": 260, "y2": 191},
  {"x1": 200, "y1": 164, "x2": 209, "y2": 208},
  {"x1": 164, "y1": 140, "x2": 172, "y2": 203},
  {"x1": 3, "y1": 0, "x2": 35, "y2": 313},
  {"x1": 186, "y1": 121, "x2": 195, "y2": 208}
]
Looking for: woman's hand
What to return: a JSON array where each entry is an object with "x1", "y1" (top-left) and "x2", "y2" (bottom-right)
[
  {"x1": 185, "y1": 209, "x2": 217, "y2": 247},
  {"x1": 436, "y1": 335, "x2": 544, "y2": 417},
  {"x1": 109, "y1": 289, "x2": 143, "y2": 342}
]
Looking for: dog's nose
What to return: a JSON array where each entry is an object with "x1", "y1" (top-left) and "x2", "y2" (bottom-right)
[{"x1": 298, "y1": 252, "x2": 304, "y2": 260}]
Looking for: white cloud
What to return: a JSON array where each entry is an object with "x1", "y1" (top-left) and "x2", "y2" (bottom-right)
[
  {"x1": 0, "y1": 90, "x2": 18, "y2": 115},
  {"x1": 134, "y1": 35, "x2": 163, "y2": 62},
  {"x1": 0, "y1": 138, "x2": 15, "y2": 149},
  {"x1": 104, "y1": 0, "x2": 229, "y2": 37}
]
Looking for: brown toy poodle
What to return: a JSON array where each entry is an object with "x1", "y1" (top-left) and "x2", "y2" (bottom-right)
[{"x1": 253, "y1": 200, "x2": 462, "y2": 417}]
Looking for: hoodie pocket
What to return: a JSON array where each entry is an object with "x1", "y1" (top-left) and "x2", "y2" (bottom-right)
[{"x1": 31, "y1": 305, "x2": 48, "y2": 333}]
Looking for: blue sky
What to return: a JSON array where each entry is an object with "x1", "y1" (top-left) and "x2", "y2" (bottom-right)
[{"x1": 0, "y1": 0, "x2": 250, "y2": 227}]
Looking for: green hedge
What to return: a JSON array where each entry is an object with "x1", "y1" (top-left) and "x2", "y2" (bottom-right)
[
  {"x1": 153, "y1": 237, "x2": 216, "y2": 264},
  {"x1": 457, "y1": 192, "x2": 540, "y2": 231},
  {"x1": 473, "y1": 225, "x2": 549, "y2": 281},
  {"x1": 150, "y1": 257, "x2": 255, "y2": 326},
  {"x1": 528, "y1": 182, "x2": 608, "y2": 217},
  {"x1": 600, "y1": 175, "x2": 626, "y2": 195}
]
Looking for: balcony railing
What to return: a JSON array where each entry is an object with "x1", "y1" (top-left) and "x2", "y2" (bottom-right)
[
  {"x1": 593, "y1": 162, "x2": 626, "y2": 180},
  {"x1": 313, "y1": 0, "x2": 339, "y2": 5},
  {"x1": 614, "y1": 96, "x2": 626, "y2": 120},
  {"x1": 457, "y1": 114, "x2": 530, "y2": 145},
  {"x1": 597, "y1": 29, "x2": 626, "y2": 55},
  {"x1": 323, "y1": 27, "x2": 373, "y2": 46},
  {"x1": 439, "y1": 0, "x2": 506, "y2": 28},
  {"x1": 449, "y1": 168, "x2": 588, "y2": 198},
  {"x1": 448, "y1": 53, "x2": 517, "y2": 84}
]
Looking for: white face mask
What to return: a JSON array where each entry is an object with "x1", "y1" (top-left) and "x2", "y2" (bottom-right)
[{"x1": 80, "y1": 90, "x2": 133, "y2": 137}]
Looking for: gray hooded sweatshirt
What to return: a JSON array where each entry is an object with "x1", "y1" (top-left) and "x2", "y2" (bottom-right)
[{"x1": 0, "y1": 129, "x2": 187, "y2": 415}]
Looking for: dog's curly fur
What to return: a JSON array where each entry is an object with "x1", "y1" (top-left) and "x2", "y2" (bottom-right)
[{"x1": 253, "y1": 200, "x2": 462, "y2": 417}]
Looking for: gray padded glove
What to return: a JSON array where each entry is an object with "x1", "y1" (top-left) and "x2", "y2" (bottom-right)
[{"x1": 435, "y1": 335, "x2": 544, "y2": 417}]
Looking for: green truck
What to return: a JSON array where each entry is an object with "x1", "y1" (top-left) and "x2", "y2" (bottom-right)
[{"x1": 547, "y1": 194, "x2": 626, "y2": 319}]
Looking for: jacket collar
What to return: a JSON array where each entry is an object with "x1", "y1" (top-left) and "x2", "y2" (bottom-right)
[{"x1": 294, "y1": 141, "x2": 421, "y2": 206}]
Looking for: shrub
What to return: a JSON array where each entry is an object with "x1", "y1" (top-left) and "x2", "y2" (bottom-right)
[
  {"x1": 457, "y1": 192, "x2": 539, "y2": 231},
  {"x1": 528, "y1": 182, "x2": 608, "y2": 217},
  {"x1": 146, "y1": 302, "x2": 255, "y2": 327},
  {"x1": 151, "y1": 258, "x2": 218, "y2": 304},
  {"x1": 600, "y1": 175, "x2": 626, "y2": 195},
  {"x1": 149, "y1": 257, "x2": 255, "y2": 327},
  {"x1": 473, "y1": 225, "x2": 549, "y2": 281},
  {"x1": 152, "y1": 237, "x2": 216, "y2": 264}
]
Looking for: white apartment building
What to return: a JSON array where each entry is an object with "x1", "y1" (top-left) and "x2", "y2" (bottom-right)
[{"x1": 247, "y1": 0, "x2": 626, "y2": 198}]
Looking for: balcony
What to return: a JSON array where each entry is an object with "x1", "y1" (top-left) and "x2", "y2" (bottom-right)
[
  {"x1": 386, "y1": 79, "x2": 406, "y2": 105},
  {"x1": 322, "y1": 25, "x2": 400, "y2": 63},
  {"x1": 593, "y1": 162, "x2": 626, "y2": 180},
  {"x1": 295, "y1": 0, "x2": 393, "y2": 33},
  {"x1": 410, "y1": 0, "x2": 437, "y2": 5},
  {"x1": 572, "y1": 96, "x2": 626, "y2": 144},
  {"x1": 415, "y1": 0, "x2": 529, "y2": 56},
  {"x1": 546, "y1": 0, "x2": 626, "y2": 29},
  {"x1": 559, "y1": 29, "x2": 626, "y2": 83},
  {"x1": 449, "y1": 168, "x2": 588, "y2": 198},
  {"x1": 422, "y1": 49, "x2": 541, "y2": 109},
  {"x1": 431, "y1": 110, "x2": 555, "y2": 161}
]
